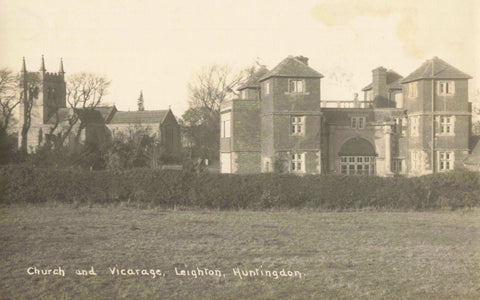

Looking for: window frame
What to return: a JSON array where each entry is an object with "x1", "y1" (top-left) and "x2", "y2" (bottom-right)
[
  {"x1": 339, "y1": 155, "x2": 376, "y2": 175},
  {"x1": 393, "y1": 117, "x2": 406, "y2": 136},
  {"x1": 410, "y1": 150, "x2": 423, "y2": 171},
  {"x1": 288, "y1": 79, "x2": 305, "y2": 94},
  {"x1": 351, "y1": 116, "x2": 366, "y2": 129},
  {"x1": 290, "y1": 152, "x2": 305, "y2": 173},
  {"x1": 410, "y1": 116, "x2": 419, "y2": 137},
  {"x1": 437, "y1": 81, "x2": 455, "y2": 96},
  {"x1": 241, "y1": 89, "x2": 247, "y2": 99},
  {"x1": 392, "y1": 159, "x2": 403, "y2": 173},
  {"x1": 408, "y1": 82, "x2": 418, "y2": 98},
  {"x1": 220, "y1": 113, "x2": 231, "y2": 138},
  {"x1": 436, "y1": 115, "x2": 455, "y2": 136},
  {"x1": 290, "y1": 116, "x2": 305, "y2": 136},
  {"x1": 438, "y1": 151, "x2": 454, "y2": 171}
]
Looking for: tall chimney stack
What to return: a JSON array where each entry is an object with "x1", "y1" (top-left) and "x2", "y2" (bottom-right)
[
  {"x1": 295, "y1": 56, "x2": 309, "y2": 66},
  {"x1": 372, "y1": 67, "x2": 388, "y2": 106}
]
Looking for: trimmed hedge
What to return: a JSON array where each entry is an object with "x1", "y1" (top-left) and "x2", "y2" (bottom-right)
[{"x1": 0, "y1": 165, "x2": 479, "y2": 210}]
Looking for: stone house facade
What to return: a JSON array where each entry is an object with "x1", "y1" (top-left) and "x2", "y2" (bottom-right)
[{"x1": 220, "y1": 55, "x2": 479, "y2": 176}]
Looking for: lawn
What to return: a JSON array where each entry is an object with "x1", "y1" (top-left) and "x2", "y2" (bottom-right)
[{"x1": 0, "y1": 204, "x2": 479, "y2": 299}]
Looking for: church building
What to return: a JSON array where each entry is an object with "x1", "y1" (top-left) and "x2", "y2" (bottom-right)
[{"x1": 16, "y1": 56, "x2": 181, "y2": 156}]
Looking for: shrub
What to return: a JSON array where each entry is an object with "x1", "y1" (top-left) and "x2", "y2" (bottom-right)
[{"x1": 0, "y1": 165, "x2": 478, "y2": 210}]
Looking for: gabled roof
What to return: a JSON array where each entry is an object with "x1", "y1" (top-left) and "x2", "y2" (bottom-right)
[
  {"x1": 362, "y1": 70, "x2": 403, "y2": 91},
  {"x1": 401, "y1": 57, "x2": 472, "y2": 84},
  {"x1": 46, "y1": 106, "x2": 117, "y2": 125},
  {"x1": 238, "y1": 67, "x2": 269, "y2": 90},
  {"x1": 46, "y1": 108, "x2": 72, "y2": 124},
  {"x1": 108, "y1": 110, "x2": 169, "y2": 124},
  {"x1": 464, "y1": 136, "x2": 480, "y2": 165},
  {"x1": 94, "y1": 106, "x2": 117, "y2": 123},
  {"x1": 259, "y1": 56, "x2": 323, "y2": 81}
]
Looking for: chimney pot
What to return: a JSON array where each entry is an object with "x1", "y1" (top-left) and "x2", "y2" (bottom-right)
[{"x1": 295, "y1": 56, "x2": 309, "y2": 66}]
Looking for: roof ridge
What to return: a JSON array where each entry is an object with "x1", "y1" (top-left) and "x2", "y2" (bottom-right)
[
  {"x1": 402, "y1": 57, "x2": 472, "y2": 83},
  {"x1": 259, "y1": 56, "x2": 323, "y2": 81}
]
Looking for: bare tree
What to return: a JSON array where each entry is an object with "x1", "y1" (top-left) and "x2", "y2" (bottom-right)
[
  {"x1": 0, "y1": 69, "x2": 20, "y2": 133},
  {"x1": 19, "y1": 72, "x2": 41, "y2": 153},
  {"x1": 54, "y1": 73, "x2": 110, "y2": 147},
  {"x1": 187, "y1": 64, "x2": 246, "y2": 112},
  {"x1": 0, "y1": 68, "x2": 22, "y2": 161},
  {"x1": 182, "y1": 63, "x2": 249, "y2": 161}
]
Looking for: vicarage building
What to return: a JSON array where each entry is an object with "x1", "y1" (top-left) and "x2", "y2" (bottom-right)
[{"x1": 220, "y1": 56, "x2": 479, "y2": 176}]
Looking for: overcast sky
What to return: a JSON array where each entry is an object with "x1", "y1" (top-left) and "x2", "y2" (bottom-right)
[{"x1": 1, "y1": 0, "x2": 479, "y2": 116}]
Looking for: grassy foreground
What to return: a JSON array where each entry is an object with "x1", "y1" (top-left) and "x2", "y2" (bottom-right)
[{"x1": 0, "y1": 205, "x2": 479, "y2": 299}]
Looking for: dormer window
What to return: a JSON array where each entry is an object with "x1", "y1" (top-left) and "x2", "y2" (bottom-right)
[{"x1": 289, "y1": 79, "x2": 304, "y2": 93}]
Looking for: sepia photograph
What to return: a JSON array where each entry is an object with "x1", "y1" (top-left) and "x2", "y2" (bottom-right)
[{"x1": 1, "y1": 0, "x2": 479, "y2": 299}]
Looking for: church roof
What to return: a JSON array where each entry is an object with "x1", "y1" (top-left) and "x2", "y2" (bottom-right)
[
  {"x1": 94, "y1": 106, "x2": 117, "y2": 123},
  {"x1": 238, "y1": 67, "x2": 269, "y2": 90},
  {"x1": 259, "y1": 56, "x2": 323, "y2": 81},
  {"x1": 362, "y1": 70, "x2": 403, "y2": 91},
  {"x1": 108, "y1": 110, "x2": 169, "y2": 124},
  {"x1": 401, "y1": 57, "x2": 472, "y2": 84},
  {"x1": 45, "y1": 108, "x2": 72, "y2": 124}
]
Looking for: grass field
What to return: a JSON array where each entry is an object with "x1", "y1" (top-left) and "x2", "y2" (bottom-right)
[{"x1": 1, "y1": 204, "x2": 479, "y2": 299}]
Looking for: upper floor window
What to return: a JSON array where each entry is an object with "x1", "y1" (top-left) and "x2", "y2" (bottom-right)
[
  {"x1": 241, "y1": 90, "x2": 247, "y2": 99},
  {"x1": 394, "y1": 93, "x2": 403, "y2": 108},
  {"x1": 351, "y1": 117, "x2": 366, "y2": 129},
  {"x1": 291, "y1": 116, "x2": 305, "y2": 135},
  {"x1": 393, "y1": 117, "x2": 406, "y2": 136},
  {"x1": 438, "y1": 151, "x2": 454, "y2": 171},
  {"x1": 289, "y1": 79, "x2": 304, "y2": 93},
  {"x1": 290, "y1": 153, "x2": 305, "y2": 173},
  {"x1": 220, "y1": 113, "x2": 231, "y2": 138},
  {"x1": 408, "y1": 82, "x2": 418, "y2": 98},
  {"x1": 265, "y1": 82, "x2": 270, "y2": 95},
  {"x1": 410, "y1": 116, "x2": 419, "y2": 137},
  {"x1": 437, "y1": 81, "x2": 455, "y2": 96},
  {"x1": 437, "y1": 116, "x2": 455, "y2": 135}
]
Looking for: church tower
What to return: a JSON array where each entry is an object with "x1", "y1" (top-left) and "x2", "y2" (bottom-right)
[{"x1": 19, "y1": 56, "x2": 67, "y2": 151}]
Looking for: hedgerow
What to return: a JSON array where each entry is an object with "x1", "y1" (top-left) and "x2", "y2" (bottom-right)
[{"x1": 0, "y1": 165, "x2": 478, "y2": 210}]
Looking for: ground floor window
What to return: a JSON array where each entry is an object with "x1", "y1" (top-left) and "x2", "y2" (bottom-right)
[
  {"x1": 438, "y1": 151, "x2": 454, "y2": 171},
  {"x1": 340, "y1": 156, "x2": 376, "y2": 175},
  {"x1": 220, "y1": 153, "x2": 231, "y2": 173},
  {"x1": 290, "y1": 153, "x2": 305, "y2": 173},
  {"x1": 393, "y1": 159, "x2": 403, "y2": 174},
  {"x1": 411, "y1": 150, "x2": 423, "y2": 172}
]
